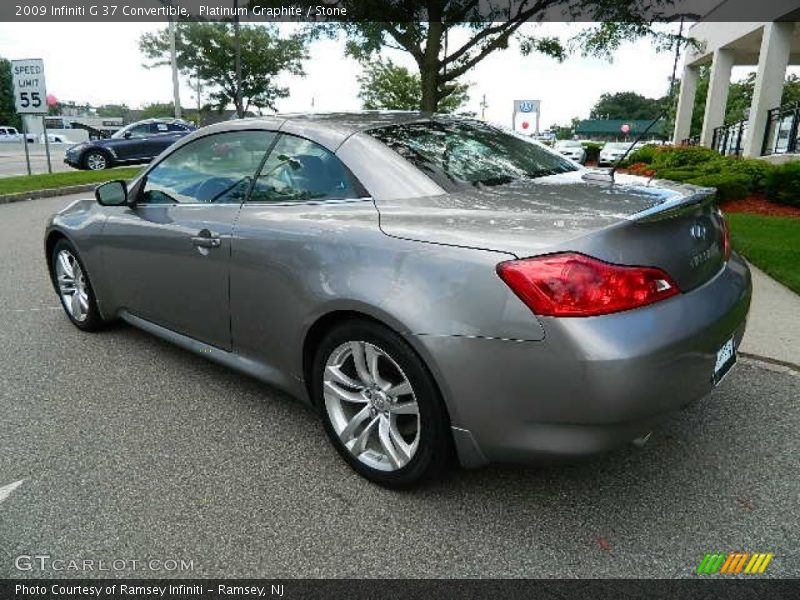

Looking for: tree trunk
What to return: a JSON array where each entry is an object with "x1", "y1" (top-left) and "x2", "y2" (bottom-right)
[{"x1": 419, "y1": 11, "x2": 443, "y2": 113}]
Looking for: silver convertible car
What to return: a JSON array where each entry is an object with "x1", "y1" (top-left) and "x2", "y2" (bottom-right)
[{"x1": 45, "y1": 113, "x2": 751, "y2": 487}]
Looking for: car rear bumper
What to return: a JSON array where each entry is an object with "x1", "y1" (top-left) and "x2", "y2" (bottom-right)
[{"x1": 413, "y1": 253, "x2": 752, "y2": 466}]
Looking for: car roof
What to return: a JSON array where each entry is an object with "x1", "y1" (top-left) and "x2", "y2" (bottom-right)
[{"x1": 197, "y1": 111, "x2": 462, "y2": 151}]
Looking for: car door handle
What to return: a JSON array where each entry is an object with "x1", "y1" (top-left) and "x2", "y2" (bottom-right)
[{"x1": 191, "y1": 233, "x2": 221, "y2": 248}]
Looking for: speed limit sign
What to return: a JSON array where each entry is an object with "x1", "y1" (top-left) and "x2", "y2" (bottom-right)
[{"x1": 11, "y1": 59, "x2": 47, "y2": 114}]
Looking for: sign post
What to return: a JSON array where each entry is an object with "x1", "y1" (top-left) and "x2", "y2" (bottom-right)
[
  {"x1": 19, "y1": 119, "x2": 32, "y2": 176},
  {"x1": 11, "y1": 58, "x2": 48, "y2": 175},
  {"x1": 512, "y1": 100, "x2": 541, "y2": 135}
]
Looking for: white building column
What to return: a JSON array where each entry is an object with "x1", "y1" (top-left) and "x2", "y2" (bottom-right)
[
  {"x1": 700, "y1": 49, "x2": 735, "y2": 147},
  {"x1": 673, "y1": 64, "x2": 699, "y2": 143},
  {"x1": 743, "y1": 22, "x2": 794, "y2": 157}
]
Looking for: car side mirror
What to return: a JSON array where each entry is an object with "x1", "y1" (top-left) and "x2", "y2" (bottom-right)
[
  {"x1": 123, "y1": 131, "x2": 132, "y2": 139},
  {"x1": 95, "y1": 180, "x2": 128, "y2": 206}
]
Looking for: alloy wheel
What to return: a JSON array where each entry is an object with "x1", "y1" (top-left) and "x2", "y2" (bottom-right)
[
  {"x1": 55, "y1": 249, "x2": 90, "y2": 322},
  {"x1": 323, "y1": 341, "x2": 420, "y2": 472},
  {"x1": 86, "y1": 153, "x2": 107, "y2": 170}
]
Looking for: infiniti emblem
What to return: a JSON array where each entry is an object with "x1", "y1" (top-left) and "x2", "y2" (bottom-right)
[{"x1": 690, "y1": 223, "x2": 707, "y2": 240}]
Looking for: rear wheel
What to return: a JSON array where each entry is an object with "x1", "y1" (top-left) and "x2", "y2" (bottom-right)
[
  {"x1": 312, "y1": 320, "x2": 452, "y2": 488},
  {"x1": 51, "y1": 239, "x2": 108, "y2": 331},
  {"x1": 83, "y1": 150, "x2": 110, "y2": 170}
]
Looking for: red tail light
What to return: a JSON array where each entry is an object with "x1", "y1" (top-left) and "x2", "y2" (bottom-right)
[{"x1": 497, "y1": 253, "x2": 680, "y2": 317}]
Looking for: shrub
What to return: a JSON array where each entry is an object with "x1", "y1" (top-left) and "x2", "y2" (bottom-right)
[
  {"x1": 651, "y1": 145, "x2": 720, "y2": 169},
  {"x1": 654, "y1": 167, "x2": 705, "y2": 182},
  {"x1": 765, "y1": 161, "x2": 800, "y2": 207},
  {"x1": 581, "y1": 142, "x2": 603, "y2": 163},
  {"x1": 625, "y1": 144, "x2": 659, "y2": 165},
  {"x1": 720, "y1": 158, "x2": 774, "y2": 191},
  {"x1": 685, "y1": 173, "x2": 752, "y2": 201}
]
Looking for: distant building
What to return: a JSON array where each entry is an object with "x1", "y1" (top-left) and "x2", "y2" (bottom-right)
[
  {"x1": 574, "y1": 119, "x2": 665, "y2": 142},
  {"x1": 673, "y1": 4, "x2": 800, "y2": 161}
]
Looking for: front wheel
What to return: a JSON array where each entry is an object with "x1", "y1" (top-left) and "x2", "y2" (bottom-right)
[
  {"x1": 312, "y1": 320, "x2": 453, "y2": 488},
  {"x1": 51, "y1": 239, "x2": 109, "y2": 331},
  {"x1": 83, "y1": 150, "x2": 111, "y2": 170}
]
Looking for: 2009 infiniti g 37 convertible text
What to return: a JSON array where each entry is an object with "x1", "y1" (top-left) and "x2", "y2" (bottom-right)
[{"x1": 45, "y1": 113, "x2": 751, "y2": 487}]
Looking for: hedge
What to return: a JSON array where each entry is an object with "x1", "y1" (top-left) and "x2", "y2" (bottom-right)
[
  {"x1": 765, "y1": 161, "x2": 800, "y2": 208},
  {"x1": 623, "y1": 145, "x2": 800, "y2": 205}
]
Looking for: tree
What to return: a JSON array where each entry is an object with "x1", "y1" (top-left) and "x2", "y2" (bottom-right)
[
  {"x1": 358, "y1": 58, "x2": 469, "y2": 112},
  {"x1": 96, "y1": 104, "x2": 132, "y2": 119},
  {"x1": 589, "y1": 92, "x2": 664, "y2": 120},
  {"x1": 255, "y1": 0, "x2": 684, "y2": 113},
  {"x1": 139, "y1": 22, "x2": 308, "y2": 115},
  {"x1": 0, "y1": 57, "x2": 20, "y2": 129}
]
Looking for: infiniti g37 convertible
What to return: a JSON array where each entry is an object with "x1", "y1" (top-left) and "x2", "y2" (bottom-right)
[{"x1": 45, "y1": 113, "x2": 751, "y2": 487}]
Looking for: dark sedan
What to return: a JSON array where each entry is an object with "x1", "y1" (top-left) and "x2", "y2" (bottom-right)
[{"x1": 64, "y1": 118, "x2": 195, "y2": 170}]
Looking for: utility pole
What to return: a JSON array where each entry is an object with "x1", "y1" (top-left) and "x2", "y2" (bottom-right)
[
  {"x1": 195, "y1": 69, "x2": 202, "y2": 126},
  {"x1": 159, "y1": 0, "x2": 181, "y2": 119},
  {"x1": 169, "y1": 16, "x2": 181, "y2": 119},
  {"x1": 480, "y1": 94, "x2": 488, "y2": 121},
  {"x1": 234, "y1": 0, "x2": 243, "y2": 118}
]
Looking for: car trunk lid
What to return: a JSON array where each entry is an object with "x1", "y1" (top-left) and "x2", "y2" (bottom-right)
[{"x1": 375, "y1": 171, "x2": 725, "y2": 293}]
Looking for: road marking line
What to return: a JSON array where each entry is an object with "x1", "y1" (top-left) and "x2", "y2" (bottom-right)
[
  {"x1": 10, "y1": 307, "x2": 61, "y2": 313},
  {"x1": 0, "y1": 479, "x2": 25, "y2": 504}
]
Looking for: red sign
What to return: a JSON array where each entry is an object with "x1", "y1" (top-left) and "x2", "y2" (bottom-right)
[{"x1": 521, "y1": 121, "x2": 529, "y2": 129}]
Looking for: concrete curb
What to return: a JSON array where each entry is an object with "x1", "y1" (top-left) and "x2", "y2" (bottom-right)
[{"x1": 0, "y1": 184, "x2": 97, "y2": 205}]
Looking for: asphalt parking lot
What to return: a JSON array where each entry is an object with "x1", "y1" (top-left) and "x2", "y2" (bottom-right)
[{"x1": 0, "y1": 193, "x2": 798, "y2": 579}]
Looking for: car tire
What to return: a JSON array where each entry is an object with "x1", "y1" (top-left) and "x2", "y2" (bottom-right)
[
  {"x1": 82, "y1": 150, "x2": 112, "y2": 171},
  {"x1": 312, "y1": 319, "x2": 453, "y2": 488},
  {"x1": 50, "y1": 239, "x2": 109, "y2": 332}
]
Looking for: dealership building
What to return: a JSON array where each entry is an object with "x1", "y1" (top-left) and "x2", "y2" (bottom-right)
[{"x1": 673, "y1": 1, "x2": 800, "y2": 161}]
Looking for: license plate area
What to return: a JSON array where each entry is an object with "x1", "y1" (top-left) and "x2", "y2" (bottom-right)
[{"x1": 713, "y1": 336, "x2": 736, "y2": 385}]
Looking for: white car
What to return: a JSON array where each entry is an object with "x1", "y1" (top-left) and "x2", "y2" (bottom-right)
[
  {"x1": 553, "y1": 140, "x2": 587, "y2": 164},
  {"x1": 39, "y1": 133, "x2": 78, "y2": 144},
  {"x1": 598, "y1": 142, "x2": 634, "y2": 166},
  {"x1": 0, "y1": 126, "x2": 22, "y2": 142}
]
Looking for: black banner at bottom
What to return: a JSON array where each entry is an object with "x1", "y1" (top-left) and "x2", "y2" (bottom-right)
[{"x1": 2, "y1": 579, "x2": 800, "y2": 600}]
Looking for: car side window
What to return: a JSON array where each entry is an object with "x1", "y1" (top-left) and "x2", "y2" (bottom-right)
[
  {"x1": 140, "y1": 130, "x2": 276, "y2": 205},
  {"x1": 125, "y1": 124, "x2": 151, "y2": 138},
  {"x1": 152, "y1": 122, "x2": 170, "y2": 134},
  {"x1": 167, "y1": 123, "x2": 188, "y2": 132},
  {"x1": 249, "y1": 134, "x2": 366, "y2": 203}
]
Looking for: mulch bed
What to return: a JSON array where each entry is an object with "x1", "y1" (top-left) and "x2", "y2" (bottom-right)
[{"x1": 720, "y1": 193, "x2": 800, "y2": 218}]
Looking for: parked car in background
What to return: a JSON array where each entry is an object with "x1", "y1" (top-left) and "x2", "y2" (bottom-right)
[
  {"x1": 40, "y1": 133, "x2": 78, "y2": 145},
  {"x1": 530, "y1": 131, "x2": 556, "y2": 144},
  {"x1": 598, "y1": 141, "x2": 633, "y2": 166},
  {"x1": 64, "y1": 118, "x2": 196, "y2": 170},
  {"x1": 553, "y1": 140, "x2": 587, "y2": 164},
  {"x1": 45, "y1": 113, "x2": 751, "y2": 487},
  {"x1": 0, "y1": 126, "x2": 22, "y2": 142}
]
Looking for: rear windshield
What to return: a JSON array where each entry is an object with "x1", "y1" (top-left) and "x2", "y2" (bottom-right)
[{"x1": 367, "y1": 120, "x2": 577, "y2": 191}]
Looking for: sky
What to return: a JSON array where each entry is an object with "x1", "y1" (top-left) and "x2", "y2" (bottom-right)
[{"x1": 0, "y1": 21, "x2": 761, "y2": 129}]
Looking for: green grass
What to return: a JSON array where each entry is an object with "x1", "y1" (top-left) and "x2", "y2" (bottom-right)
[
  {"x1": 0, "y1": 167, "x2": 142, "y2": 196},
  {"x1": 727, "y1": 213, "x2": 800, "y2": 294}
]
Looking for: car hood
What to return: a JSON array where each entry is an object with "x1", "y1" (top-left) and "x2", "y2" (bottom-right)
[{"x1": 374, "y1": 170, "x2": 703, "y2": 257}]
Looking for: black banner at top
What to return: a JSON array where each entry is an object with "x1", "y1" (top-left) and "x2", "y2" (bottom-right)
[{"x1": 3, "y1": 0, "x2": 798, "y2": 23}]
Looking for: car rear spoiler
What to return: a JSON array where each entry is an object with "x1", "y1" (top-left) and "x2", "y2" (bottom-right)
[{"x1": 628, "y1": 185, "x2": 717, "y2": 223}]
